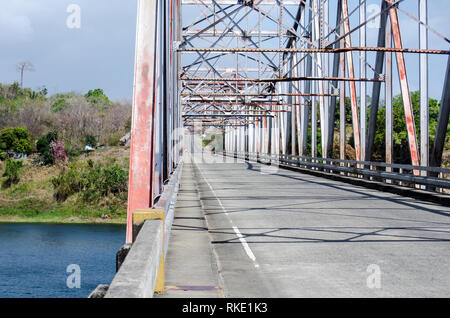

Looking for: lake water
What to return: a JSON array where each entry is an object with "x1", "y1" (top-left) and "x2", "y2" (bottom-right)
[{"x1": 0, "y1": 223, "x2": 125, "y2": 298}]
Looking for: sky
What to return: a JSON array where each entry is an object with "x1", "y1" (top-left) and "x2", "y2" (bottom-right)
[
  {"x1": 0, "y1": 0, "x2": 137, "y2": 101},
  {"x1": 0, "y1": 0, "x2": 449, "y2": 101}
]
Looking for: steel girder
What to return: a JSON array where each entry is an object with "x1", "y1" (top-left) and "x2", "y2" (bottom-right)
[{"x1": 126, "y1": 0, "x2": 182, "y2": 243}]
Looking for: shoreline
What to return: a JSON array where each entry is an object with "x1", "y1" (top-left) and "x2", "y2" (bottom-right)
[{"x1": 0, "y1": 215, "x2": 127, "y2": 225}]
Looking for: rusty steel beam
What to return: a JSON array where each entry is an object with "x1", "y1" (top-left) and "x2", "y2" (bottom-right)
[
  {"x1": 180, "y1": 47, "x2": 450, "y2": 54},
  {"x1": 181, "y1": 76, "x2": 384, "y2": 83},
  {"x1": 386, "y1": 0, "x2": 420, "y2": 169},
  {"x1": 182, "y1": 92, "x2": 337, "y2": 97},
  {"x1": 183, "y1": 102, "x2": 309, "y2": 106},
  {"x1": 126, "y1": 0, "x2": 159, "y2": 243},
  {"x1": 127, "y1": 0, "x2": 183, "y2": 243},
  {"x1": 183, "y1": 109, "x2": 291, "y2": 112},
  {"x1": 342, "y1": 0, "x2": 361, "y2": 161}
]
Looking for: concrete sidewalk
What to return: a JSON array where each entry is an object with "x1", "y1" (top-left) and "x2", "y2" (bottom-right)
[{"x1": 155, "y1": 164, "x2": 223, "y2": 298}]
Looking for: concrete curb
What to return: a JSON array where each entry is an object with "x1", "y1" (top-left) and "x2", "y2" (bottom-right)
[
  {"x1": 100, "y1": 161, "x2": 184, "y2": 298},
  {"x1": 105, "y1": 220, "x2": 164, "y2": 298}
]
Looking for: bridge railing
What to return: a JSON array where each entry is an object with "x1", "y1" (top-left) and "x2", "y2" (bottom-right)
[{"x1": 224, "y1": 151, "x2": 450, "y2": 194}]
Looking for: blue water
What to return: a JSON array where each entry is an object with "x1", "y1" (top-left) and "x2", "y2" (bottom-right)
[{"x1": 0, "y1": 223, "x2": 125, "y2": 298}]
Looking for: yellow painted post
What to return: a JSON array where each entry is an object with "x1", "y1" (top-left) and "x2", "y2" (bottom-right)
[{"x1": 133, "y1": 209, "x2": 165, "y2": 294}]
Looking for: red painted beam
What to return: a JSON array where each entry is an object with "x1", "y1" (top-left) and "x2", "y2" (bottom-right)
[
  {"x1": 386, "y1": 0, "x2": 420, "y2": 170},
  {"x1": 126, "y1": 0, "x2": 159, "y2": 243}
]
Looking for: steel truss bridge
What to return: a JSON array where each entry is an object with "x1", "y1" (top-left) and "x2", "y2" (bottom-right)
[{"x1": 125, "y1": 0, "x2": 449, "y2": 243}]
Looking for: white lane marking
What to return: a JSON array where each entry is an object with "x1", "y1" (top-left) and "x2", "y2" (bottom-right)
[
  {"x1": 233, "y1": 226, "x2": 257, "y2": 262},
  {"x1": 197, "y1": 164, "x2": 260, "y2": 268}
]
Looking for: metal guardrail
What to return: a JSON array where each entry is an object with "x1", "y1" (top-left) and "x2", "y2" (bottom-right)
[{"x1": 223, "y1": 151, "x2": 450, "y2": 192}]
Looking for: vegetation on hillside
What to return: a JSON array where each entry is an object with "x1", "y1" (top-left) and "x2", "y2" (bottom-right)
[
  {"x1": 0, "y1": 147, "x2": 130, "y2": 223},
  {"x1": 0, "y1": 126, "x2": 32, "y2": 158},
  {"x1": 0, "y1": 83, "x2": 131, "y2": 154},
  {"x1": 0, "y1": 82, "x2": 131, "y2": 223}
]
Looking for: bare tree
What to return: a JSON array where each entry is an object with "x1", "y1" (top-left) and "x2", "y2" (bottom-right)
[{"x1": 16, "y1": 61, "x2": 35, "y2": 88}]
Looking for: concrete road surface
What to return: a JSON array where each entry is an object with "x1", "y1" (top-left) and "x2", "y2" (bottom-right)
[{"x1": 190, "y1": 156, "x2": 450, "y2": 298}]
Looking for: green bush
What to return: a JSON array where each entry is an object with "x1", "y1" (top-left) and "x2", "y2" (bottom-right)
[
  {"x1": 50, "y1": 98, "x2": 67, "y2": 113},
  {"x1": 2, "y1": 159, "x2": 23, "y2": 188},
  {"x1": 85, "y1": 89, "x2": 111, "y2": 106},
  {"x1": 65, "y1": 147, "x2": 84, "y2": 158},
  {"x1": 51, "y1": 164, "x2": 85, "y2": 202},
  {"x1": 37, "y1": 131, "x2": 58, "y2": 165},
  {"x1": 52, "y1": 160, "x2": 128, "y2": 203},
  {"x1": 13, "y1": 139, "x2": 32, "y2": 154},
  {"x1": 97, "y1": 164, "x2": 128, "y2": 196},
  {"x1": 0, "y1": 127, "x2": 32, "y2": 154},
  {"x1": 0, "y1": 128, "x2": 16, "y2": 150}
]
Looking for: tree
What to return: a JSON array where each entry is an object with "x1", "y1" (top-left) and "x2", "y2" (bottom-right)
[
  {"x1": 2, "y1": 159, "x2": 23, "y2": 188},
  {"x1": 370, "y1": 91, "x2": 443, "y2": 164},
  {"x1": 85, "y1": 89, "x2": 111, "y2": 107},
  {"x1": 16, "y1": 61, "x2": 35, "y2": 88},
  {"x1": 0, "y1": 127, "x2": 32, "y2": 155},
  {"x1": 51, "y1": 98, "x2": 68, "y2": 113}
]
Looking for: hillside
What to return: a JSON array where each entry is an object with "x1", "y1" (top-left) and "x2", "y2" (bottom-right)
[{"x1": 0, "y1": 146, "x2": 130, "y2": 224}]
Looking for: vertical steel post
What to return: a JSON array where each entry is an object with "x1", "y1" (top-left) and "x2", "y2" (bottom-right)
[
  {"x1": 360, "y1": 0, "x2": 367, "y2": 161},
  {"x1": 290, "y1": 46, "x2": 297, "y2": 155},
  {"x1": 177, "y1": 0, "x2": 183, "y2": 162},
  {"x1": 162, "y1": 0, "x2": 169, "y2": 182},
  {"x1": 386, "y1": 0, "x2": 420, "y2": 169},
  {"x1": 385, "y1": 17, "x2": 393, "y2": 167},
  {"x1": 313, "y1": 0, "x2": 326, "y2": 158},
  {"x1": 127, "y1": 0, "x2": 159, "y2": 243},
  {"x1": 419, "y1": 0, "x2": 429, "y2": 175},
  {"x1": 323, "y1": 0, "x2": 330, "y2": 158},
  {"x1": 293, "y1": 46, "x2": 303, "y2": 156},
  {"x1": 339, "y1": 16, "x2": 346, "y2": 162},
  {"x1": 301, "y1": 8, "x2": 313, "y2": 156},
  {"x1": 342, "y1": 0, "x2": 361, "y2": 161},
  {"x1": 312, "y1": 63, "x2": 317, "y2": 158},
  {"x1": 367, "y1": 0, "x2": 388, "y2": 161},
  {"x1": 327, "y1": 0, "x2": 343, "y2": 158}
]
